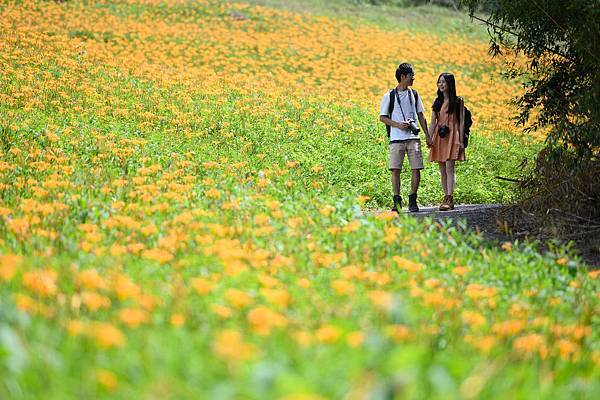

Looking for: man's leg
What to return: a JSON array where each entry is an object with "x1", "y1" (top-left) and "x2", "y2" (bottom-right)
[
  {"x1": 389, "y1": 142, "x2": 404, "y2": 212},
  {"x1": 391, "y1": 169, "x2": 401, "y2": 196},
  {"x1": 391, "y1": 169, "x2": 402, "y2": 212},
  {"x1": 410, "y1": 169, "x2": 420, "y2": 194},
  {"x1": 406, "y1": 140, "x2": 423, "y2": 212}
]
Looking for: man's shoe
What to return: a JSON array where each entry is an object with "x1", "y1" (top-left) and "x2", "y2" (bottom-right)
[
  {"x1": 408, "y1": 193, "x2": 419, "y2": 212},
  {"x1": 391, "y1": 195, "x2": 402, "y2": 213}
]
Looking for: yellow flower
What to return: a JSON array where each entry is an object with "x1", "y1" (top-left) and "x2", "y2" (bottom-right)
[
  {"x1": 260, "y1": 288, "x2": 291, "y2": 308},
  {"x1": 461, "y1": 311, "x2": 486, "y2": 328},
  {"x1": 66, "y1": 319, "x2": 86, "y2": 337},
  {"x1": 392, "y1": 256, "x2": 423, "y2": 273},
  {"x1": 513, "y1": 334, "x2": 548, "y2": 359},
  {"x1": 452, "y1": 266, "x2": 469, "y2": 276},
  {"x1": 0, "y1": 254, "x2": 21, "y2": 281},
  {"x1": 119, "y1": 308, "x2": 149, "y2": 328},
  {"x1": 170, "y1": 313, "x2": 186, "y2": 327},
  {"x1": 92, "y1": 323, "x2": 126, "y2": 349},
  {"x1": 315, "y1": 325, "x2": 342, "y2": 343},
  {"x1": 386, "y1": 324, "x2": 411, "y2": 342},
  {"x1": 464, "y1": 334, "x2": 496, "y2": 353},
  {"x1": 225, "y1": 288, "x2": 253, "y2": 309},
  {"x1": 298, "y1": 278, "x2": 311, "y2": 288},
  {"x1": 96, "y1": 369, "x2": 118, "y2": 391},
  {"x1": 77, "y1": 268, "x2": 106, "y2": 290},
  {"x1": 211, "y1": 304, "x2": 233, "y2": 320},
  {"x1": 81, "y1": 291, "x2": 111, "y2": 312},
  {"x1": 331, "y1": 279, "x2": 355, "y2": 295},
  {"x1": 368, "y1": 290, "x2": 393, "y2": 310},
  {"x1": 191, "y1": 277, "x2": 215, "y2": 295},
  {"x1": 22, "y1": 269, "x2": 58, "y2": 297},
  {"x1": 247, "y1": 306, "x2": 288, "y2": 335},
  {"x1": 555, "y1": 339, "x2": 580, "y2": 361},
  {"x1": 346, "y1": 331, "x2": 364, "y2": 348},
  {"x1": 213, "y1": 329, "x2": 256, "y2": 361},
  {"x1": 114, "y1": 275, "x2": 141, "y2": 300}
]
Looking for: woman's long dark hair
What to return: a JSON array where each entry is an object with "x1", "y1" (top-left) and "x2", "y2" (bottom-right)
[{"x1": 432, "y1": 73, "x2": 458, "y2": 114}]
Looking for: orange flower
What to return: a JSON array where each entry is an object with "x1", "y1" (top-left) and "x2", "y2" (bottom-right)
[
  {"x1": 461, "y1": 311, "x2": 486, "y2": 328},
  {"x1": 346, "y1": 331, "x2": 364, "y2": 348},
  {"x1": 119, "y1": 308, "x2": 149, "y2": 328},
  {"x1": 92, "y1": 323, "x2": 126, "y2": 349},
  {"x1": 224, "y1": 288, "x2": 253, "y2": 309},
  {"x1": 211, "y1": 304, "x2": 233, "y2": 320},
  {"x1": 170, "y1": 313, "x2": 186, "y2": 327},
  {"x1": 315, "y1": 325, "x2": 342, "y2": 343},
  {"x1": 81, "y1": 291, "x2": 111, "y2": 311},
  {"x1": 452, "y1": 266, "x2": 469, "y2": 276},
  {"x1": 393, "y1": 256, "x2": 423, "y2": 273},
  {"x1": 77, "y1": 268, "x2": 106, "y2": 290},
  {"x1": 555, "y1": 339, "x2": 580, "y2": 361},
  {"x1": 513, "y1": 334, "x2": 548, "y2": 359},
  {"x1": 114, "y1": 275, "x2": 141, "y2": 300},
  {"x1": 386, "y1": 324, "x2": 411, "y2": 342},
  {"x1": 0, "y1": 254, "x2": 21, "y2": 281},
  {"x1": 369, "y1": 290, "x2": 393, "y2": 310},
  {"x1": 247, "y1": 306, "x2": 288, "y2": 335},
  {"x1": 260, "y1": 288, "x2": 291, "y2": 308},
  {"x1": 213, "y1": 329, "x2": 256, "y2": 361},
  {"x1": 191, "y1": 277, "x2": 215, "y2": 295},
  {"x1": 22, "y1": 269, "x2": 58, "y2": 297},
  {"x1": 331, "y1": 279, "x2": 355, "y2": 295},
  {"x1": 96, "y1": 369, "x2": 118, "y2": 391}
]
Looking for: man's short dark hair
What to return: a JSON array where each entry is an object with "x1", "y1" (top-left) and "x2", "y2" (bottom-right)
[{"x1": 395, "y1": 63, "x2": 414, "y2": 82}]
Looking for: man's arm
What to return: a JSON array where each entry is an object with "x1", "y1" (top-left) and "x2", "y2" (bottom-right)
[
  {"x1": 380, "y1": 116, "x2": 409, "y2": 130},
  {"x1": 418, "y1": 112, "x2": 431, "y2": 147}
]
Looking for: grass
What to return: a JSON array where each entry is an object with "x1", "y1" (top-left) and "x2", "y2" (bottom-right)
[{"x1": 226, "y1": 0, "x2": 491, "y2": 40}]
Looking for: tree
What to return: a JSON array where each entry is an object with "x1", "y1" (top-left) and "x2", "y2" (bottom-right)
[
  {"x1": 460, "y1": 0, "x2": 600, "y2": 261},
  {"x1": 461, "y1": 0, "x2": 600, "y2": 161}
]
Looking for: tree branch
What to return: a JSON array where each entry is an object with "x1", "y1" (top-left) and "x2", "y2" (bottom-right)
[{"x1": 468, "y1": 13, "x2": 574, "y2": 62}]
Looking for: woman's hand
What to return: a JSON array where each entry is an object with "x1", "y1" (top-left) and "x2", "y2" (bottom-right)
[{"x1": 426, "y1": 135, "x2": 433, "y2": 148}]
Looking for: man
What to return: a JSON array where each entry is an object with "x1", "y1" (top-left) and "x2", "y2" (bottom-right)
[{"x1": 379, "y1": 63, "x2": 431, "y2": 213}]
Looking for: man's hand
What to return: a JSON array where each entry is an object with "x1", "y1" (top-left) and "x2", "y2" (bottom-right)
[
  {"x1": 426, "y1": 136, "x2": 433, "y2": 148},
  {"x1": 396, "y1": 121, "x2": 410, "y2": 130}
]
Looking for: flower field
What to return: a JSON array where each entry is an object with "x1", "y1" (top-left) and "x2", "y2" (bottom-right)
[{"x1": 0, "y1": 0, "x2": 598, "y2": 398}]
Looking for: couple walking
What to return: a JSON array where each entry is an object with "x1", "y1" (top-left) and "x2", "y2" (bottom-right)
[{"x1": 379, "y1": 62, "x2": 466, "y2": 213}]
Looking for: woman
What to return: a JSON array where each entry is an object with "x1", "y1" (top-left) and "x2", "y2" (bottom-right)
[{"x1": 428, "y1": 73, "x2": 466, "y2": 211}]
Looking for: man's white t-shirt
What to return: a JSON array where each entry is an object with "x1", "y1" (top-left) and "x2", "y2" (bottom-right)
[{"x1": 379, "y1": 88, "x2": 425, "y2": 141}]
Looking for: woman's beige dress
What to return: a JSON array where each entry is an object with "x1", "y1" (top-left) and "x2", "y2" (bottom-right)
[{"x1": 429, "y1": 101, "x2": 466, "y2": 162}]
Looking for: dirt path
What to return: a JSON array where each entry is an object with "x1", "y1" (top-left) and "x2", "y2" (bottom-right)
[{"x1": 369, "y1": 203, "x2": 510, "y2": 243}]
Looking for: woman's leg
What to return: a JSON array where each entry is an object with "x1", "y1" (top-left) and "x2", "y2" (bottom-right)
[
  {"x1": 438, "y1": 162, "x2": 448, "y2": 195},
  {"x1": 445, "y1": 160, "x2": 456, "y2": 195}
]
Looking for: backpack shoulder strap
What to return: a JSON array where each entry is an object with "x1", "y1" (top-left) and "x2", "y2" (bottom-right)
[
  {"x1": 388, "y1": 89, "x2": 395, "y2": 117},
  {"x1": 412, "y1": 89, "x2": 419, "y2": 105}
]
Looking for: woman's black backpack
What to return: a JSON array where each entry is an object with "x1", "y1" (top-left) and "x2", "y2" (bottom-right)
[{"x1": 459, "y1": 98, "x2": 473, "y2": 148}]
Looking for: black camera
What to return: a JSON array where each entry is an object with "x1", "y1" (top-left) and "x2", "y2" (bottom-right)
[
  {"x1": 407, "y1": 119, "x2": 420, "y2": 135},
  {"x1": 438, "y1": 125, "x2": 450, "y2": 138}
]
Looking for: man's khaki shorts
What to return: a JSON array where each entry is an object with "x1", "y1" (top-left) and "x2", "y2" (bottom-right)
[{"x1": 389, "y1": 139, "x2": 424, "y2": 171}]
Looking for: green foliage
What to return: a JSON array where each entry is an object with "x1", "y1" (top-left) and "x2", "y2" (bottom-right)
[{"x1": 461, "y1": 0, "x2": 600, "y2": 161}]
